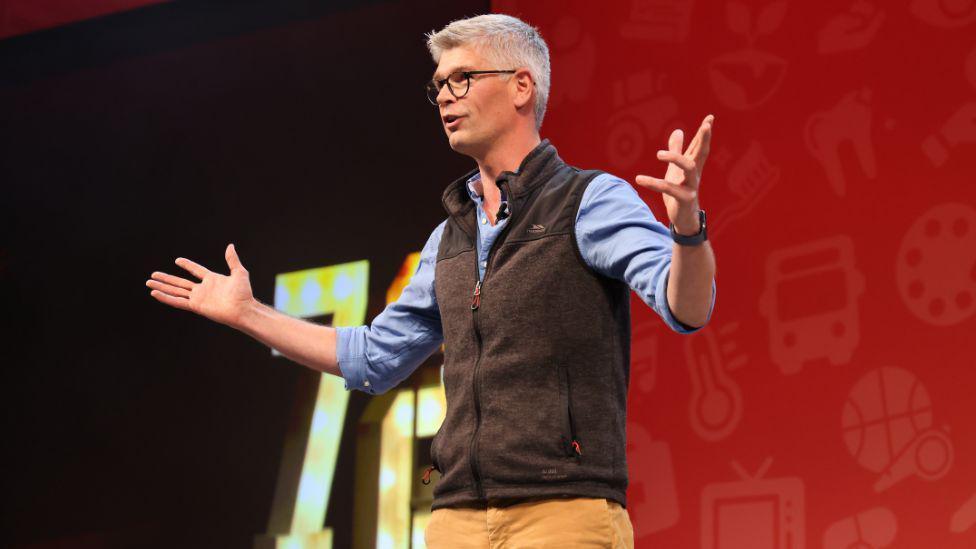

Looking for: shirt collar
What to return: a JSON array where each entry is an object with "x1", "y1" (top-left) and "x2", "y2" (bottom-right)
[
  {"x1": 465, "y1": 172, "x2": 507, "y2": 203},
  {"x1": 441, "y1": 139, "x2": 560, "y2": 219},
  {"x1": 465, "y1": 172, "x2": 483, "y2": 202}
]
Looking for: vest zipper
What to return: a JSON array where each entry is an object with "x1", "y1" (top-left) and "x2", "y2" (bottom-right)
[
  {"x1": 470, "y1": 303, "x2": 486, "y2": 500},
  {"x1": 471, "y1": 280, "x2": 481, "y2": 310},
  {"x1": 468, "y1": 180, "x2": 515, "y2": 502},
  {"x1": 559, "y1": 364, "x2": 583, "y2": 460},
  {"x1": 421, "y1": 464, "x2": 437, "y2": 485}
]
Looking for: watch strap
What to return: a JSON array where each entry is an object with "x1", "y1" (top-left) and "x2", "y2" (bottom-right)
[{"x1": 669, "y1": 209, "x2": 707, "y2": 246}]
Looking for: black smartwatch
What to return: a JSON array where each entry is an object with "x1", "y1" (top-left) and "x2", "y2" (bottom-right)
[{"x1": 670, "y1": 209, "x2": 707, "y2": 246}]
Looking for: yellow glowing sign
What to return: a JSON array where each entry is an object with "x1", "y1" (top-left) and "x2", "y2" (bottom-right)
[
  {"x1": 260, "y1": 253, "x2": 445, "y2": 549},
  {"x1": 259, "y1": 261, "x2": 368, "y2": 549},
  {"x1": 417, "y1": 386, "x2": 447, "y2": 439},
  {"x1": 386, "y1": 251, "x2": 421, "y2": 305},
  {"x1": 377, "y1": 391, "x2": 415, "y2": 549}
]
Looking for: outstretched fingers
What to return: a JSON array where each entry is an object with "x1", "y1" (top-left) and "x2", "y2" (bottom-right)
[
  {"x1": 687, "y1": 114, "x2": 715, "y2": 160},
  {"x1": 657, "y1": 150, "x2": 696, "y2": 172},
  {"x1": 146, "y1": 279, "x2": 191, "y2": 298},
  {"x1": 150, "y1": 271, "x2": 194, "y2": 290},
  {"x1": 175, "y1": 257, "x2": 211, "y2": 280},
  {"x1": 149, "y1": 289, "x2": 192, "y2": 311},
  {"x1": 635, "y1": 175, "x2": 698, "y2": 203},
  {"x1": 668, "y1": 128, "x2": 684, "y2": 154}
]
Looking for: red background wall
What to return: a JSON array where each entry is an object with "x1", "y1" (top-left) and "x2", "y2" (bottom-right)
[{"x1": 491, "y1": 1, "x2": 976, "y2": 547}]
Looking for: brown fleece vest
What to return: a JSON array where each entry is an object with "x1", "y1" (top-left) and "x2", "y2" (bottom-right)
[{"x1": 430, "y1": 139, "x2": 632, "y2": 510}]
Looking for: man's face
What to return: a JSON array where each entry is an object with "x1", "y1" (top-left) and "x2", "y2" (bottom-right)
[{"x1": 432, "y1": 45, "x2": 514, "y2": 156}]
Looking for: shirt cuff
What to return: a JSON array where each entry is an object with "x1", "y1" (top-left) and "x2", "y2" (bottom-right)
[
  {"x1": 655, "y1": 262, "x2": 716, "y2": 334},
  {"x1": 335, "y1": 326, "x2": 377, "y2": 394}
]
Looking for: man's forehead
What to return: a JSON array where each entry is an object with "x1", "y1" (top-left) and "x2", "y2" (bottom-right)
[{"x1": 432, "y1": 46, "x2": 485, "y2": 80}]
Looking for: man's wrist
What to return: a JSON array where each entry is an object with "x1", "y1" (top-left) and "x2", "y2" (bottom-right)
[
  {"x1": 672, "y1": 207, "x2": 703, "y2": 235},
  {"x1": 234, "y1": 297, "x2": 265, "y2": 333}
]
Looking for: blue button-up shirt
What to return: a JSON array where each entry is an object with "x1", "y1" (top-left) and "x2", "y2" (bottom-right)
[{"x1": 336, "y1": 172, "x2": 716, "y2": 394}]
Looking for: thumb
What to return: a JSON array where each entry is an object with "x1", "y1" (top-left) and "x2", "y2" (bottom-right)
[{"x1": 225, "y1": 243, "x2": 246, "y2": 272}]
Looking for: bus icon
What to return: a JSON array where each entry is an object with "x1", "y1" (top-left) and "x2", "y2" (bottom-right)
[{"x1": 759, "y1": 235, "x2": 865, "y2": 375}]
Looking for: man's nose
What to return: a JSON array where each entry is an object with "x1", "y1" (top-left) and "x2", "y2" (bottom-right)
[{"x1": 437, "y1": 84, "x2": 455, "y2": 107}]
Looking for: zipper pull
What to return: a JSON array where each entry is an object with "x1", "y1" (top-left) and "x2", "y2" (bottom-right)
[
  {"x1": 471, "y1": 280, "x2": 482, "y2": 310},
  {"x1": 572, "y1": 440, "x2": 582, "y2": 455},
  {"x1": 421, "y1": 465, "x2": 436, "y2": 485}
]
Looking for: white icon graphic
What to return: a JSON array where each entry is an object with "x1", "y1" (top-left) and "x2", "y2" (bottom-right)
[
  {"x1": 843, "y1": 367, "x2": 954, "y2": 493},
  {"x1": 620, "y1": 0, "x2": 696, "y2": 43},
  {"x1": 911, "y1": 0, "x2": 976, "y2": 27},
  {"x1": 686, "y1": 322, "x2": 745, "y2": 442},
  {"x1": 627, "y1": 422, "x2": 680, "y2": 537},
  {"x1": 759, "y1": 236, "x2": 866, "y2": 375},
  {"x1": 632, "y1": 318, "x2": 660, "y2": 394},
  {"x1": 548, "y1": 16, "x2": 596, "y2": 109},
  {"x1": 702, "y1": 458, "x2": 805, "y2": 549},
  {"x1": 823, "y1": 506, "x2": 897, "y2": 549},
  {"x1": 707, "y1": 0, "x2": 789, "y2": 111},
  {"x1": 804, "y1": 89, "x2": 877, "y2": 197},
  {"x1": 818, "y1": 2, "x2": 885, "y2": 54},
  {"x1": 895, "y1": 203, "x2": 976, "y2": 326},
  {"x1": 709, "y1": 140, "x2": 780, "y2": 240},
  {"x1": 924, "y1": 45, "x2": 976, "y2": 166},
  {"x1": 922, "y1": 102, "x2": 976, "y2": 167},
  {"x1": 606, "y1": 70, "x2": 683, "y2": 170},
  {"x1": 951, "y1": 492, "x2": 976, "y2": 533}
]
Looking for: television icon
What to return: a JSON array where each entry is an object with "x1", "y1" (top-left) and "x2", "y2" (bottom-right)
[{"x1": 702, "y1": 458, "x2": 805, "y2": 549}]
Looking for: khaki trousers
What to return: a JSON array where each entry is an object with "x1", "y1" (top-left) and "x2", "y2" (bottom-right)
[{"x1": 424, "y1": 497, "x2": 634, "y2": 548}]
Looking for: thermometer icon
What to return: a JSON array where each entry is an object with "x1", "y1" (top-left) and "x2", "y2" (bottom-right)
[{"x1": 686, "y1": 323, "x2": 745, "y2": 442}]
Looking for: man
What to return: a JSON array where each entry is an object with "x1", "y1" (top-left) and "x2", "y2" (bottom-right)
[{"x1": 147, "y1": 13, "x2": 715, "y2": 548}]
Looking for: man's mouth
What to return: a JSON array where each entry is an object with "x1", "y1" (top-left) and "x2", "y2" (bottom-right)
[{"x1": 443, "y1": 114, "x2": 465, "y2": 129}]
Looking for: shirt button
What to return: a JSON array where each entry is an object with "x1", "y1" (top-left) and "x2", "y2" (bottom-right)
[
  {"x1": 481, "y1": 261, "x2": 487, "y2": 268},
  {"x1": 363, "y1": 380, "x2": 370, "y2": 387},
  {"x1": 481, "y1": 217, "x2": 487, "y2": 225}
]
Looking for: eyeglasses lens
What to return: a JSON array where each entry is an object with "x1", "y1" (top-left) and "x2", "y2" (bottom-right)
[{"x1": 426, "y1": 72, "x2": 469, "y2": 105}]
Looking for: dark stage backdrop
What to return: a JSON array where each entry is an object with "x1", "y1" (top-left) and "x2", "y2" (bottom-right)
[
  {"x1": 1, "y1": 1, "x2": 486, "y2": 547},
  {"x1": 0, "y1": 0, "x2": 168, "y2": 40}
]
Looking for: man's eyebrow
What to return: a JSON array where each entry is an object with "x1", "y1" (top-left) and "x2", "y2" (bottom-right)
[{"x1": 432, "y1": 65, "x2": 472, "y2": 81}]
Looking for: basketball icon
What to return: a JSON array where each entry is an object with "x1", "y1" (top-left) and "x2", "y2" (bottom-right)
[{"x1": 842, "y1": 367, "x2": 953, "y2": 492}]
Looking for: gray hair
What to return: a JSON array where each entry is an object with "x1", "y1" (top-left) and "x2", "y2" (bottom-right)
[{"x1": 426, "y1": 14, "x2": 551, "y2": 130}]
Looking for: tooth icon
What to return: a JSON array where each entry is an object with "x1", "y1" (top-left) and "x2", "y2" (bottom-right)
[{"x1": 804, "y1": 89, "x2": 877, "y2": 197}]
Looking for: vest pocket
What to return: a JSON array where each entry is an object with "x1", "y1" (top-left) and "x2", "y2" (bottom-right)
[{"x1": 558, "y1": 365, "x2": 582, "y2": 460}]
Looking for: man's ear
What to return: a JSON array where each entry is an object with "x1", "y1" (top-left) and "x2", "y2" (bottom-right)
[{"x1": 512, "y1": 68, "x2": 534, "y2": 109}]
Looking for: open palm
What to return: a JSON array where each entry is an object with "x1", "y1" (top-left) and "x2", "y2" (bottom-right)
[{"x1": 146, "y1": 244, "x2": 253, "y2": 327}]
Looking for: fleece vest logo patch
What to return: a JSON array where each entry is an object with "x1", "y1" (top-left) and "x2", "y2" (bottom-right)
[{"x1": 528, "y1": 224, "x2": 546, "y2": 234}]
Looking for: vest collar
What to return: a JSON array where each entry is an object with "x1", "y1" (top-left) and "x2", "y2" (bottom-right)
[{"x1": 441, "y1": 139, "x2": 564, "y2": 218}]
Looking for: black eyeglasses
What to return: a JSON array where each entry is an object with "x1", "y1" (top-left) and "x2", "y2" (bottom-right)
[{"x1": 425, "y1": 69, "x2": 516, "y2": 105}]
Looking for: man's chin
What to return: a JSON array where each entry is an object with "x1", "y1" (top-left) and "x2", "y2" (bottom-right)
[
  {"x1": 446, "y1": 130, "x2": 488, "y2": 160},
  {"x1": 447, "y1": 131, "x2": 470, "y2": 153}
]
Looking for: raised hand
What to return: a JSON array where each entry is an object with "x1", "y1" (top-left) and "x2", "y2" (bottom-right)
[
  {"x1": 146, "y1": 244, "x2": 254, "y2": 327},
  {"x1": 634, "y1": 114, "x2": 714, "y2": 234}
]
